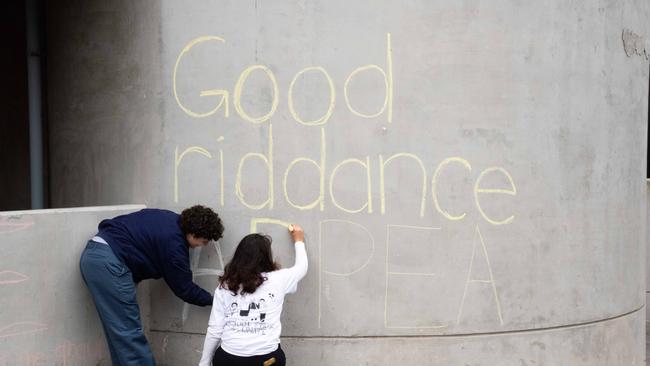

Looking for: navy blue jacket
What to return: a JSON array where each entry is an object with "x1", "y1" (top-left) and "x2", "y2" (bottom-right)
[{"x1": 98, "y1": 208, "x2": 213, "y2": 306}]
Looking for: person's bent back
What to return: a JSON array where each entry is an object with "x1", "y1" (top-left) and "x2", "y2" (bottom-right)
[
  {"x1": 80, "y1": 205, "x2": 224, "y2": 366},
  {"x1": 199, "y1": 224, "x2": 308, "y2": 366}
]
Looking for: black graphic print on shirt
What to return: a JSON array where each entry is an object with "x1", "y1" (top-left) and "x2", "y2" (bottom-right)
[{"x1": 225, "y1": 293, "x2": 275, "y2": 334}]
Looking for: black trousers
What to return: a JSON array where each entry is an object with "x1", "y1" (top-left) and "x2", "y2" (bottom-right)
[{"x1": 212, "y1": 345, "x2": 286, "y2": 366}]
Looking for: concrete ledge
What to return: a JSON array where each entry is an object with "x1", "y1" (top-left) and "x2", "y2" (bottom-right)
[
  {"x1": 0, "y1": 204, "x2": 146, "y2": 216},
  {"x1": 0, "y1": 204, "x2": 146, "y2": 365}
]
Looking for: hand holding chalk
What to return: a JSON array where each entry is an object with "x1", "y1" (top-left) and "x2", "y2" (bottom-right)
[{"x1": 288, "y1": 223, "x2": 304, "y2": 243}]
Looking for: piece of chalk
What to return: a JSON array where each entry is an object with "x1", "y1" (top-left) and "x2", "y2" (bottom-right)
[{"x1": 288, "y1": 224, "x2": 294, "y2": 232}]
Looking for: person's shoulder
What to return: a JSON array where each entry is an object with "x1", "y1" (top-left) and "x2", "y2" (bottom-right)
[
  {"x1": 139, "y1": 209, "x2": 182, "y2": 231},
  {"x1": 215, "y1": 283, "x2": 231, "y2": 293},
  {"x1": 140, "y1": 208, "x2": 178, "y2": 217},
  {"x1": 215, "y1": 284, "x2": 239, "y2": 298},
  {"x1": 264, "y1": 269, "x2": 291, "y2": 282}
]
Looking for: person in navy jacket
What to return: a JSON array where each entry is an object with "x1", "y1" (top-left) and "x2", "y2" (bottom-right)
[{"x1": 79, "y1": 205, "x2": 224, "y2": 366}]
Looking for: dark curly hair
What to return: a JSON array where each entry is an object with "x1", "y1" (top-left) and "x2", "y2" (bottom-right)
[
  {"x1": 179, "y1": 205, "x2": 224, "y2": 241},
  {"x1": 219, "y1": 233, "x2": 279, "y2": 295}
]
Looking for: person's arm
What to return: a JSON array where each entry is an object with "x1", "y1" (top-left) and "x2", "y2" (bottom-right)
[
  {"x1": 198, "y1": 290, "x2": 225, "y2": 366},
  {"x1": 161, "y1": 244, "x2": 213, "y2": 306},
  {"x1": 282, "y1": 224, "x2": 308, "y2": 294}
]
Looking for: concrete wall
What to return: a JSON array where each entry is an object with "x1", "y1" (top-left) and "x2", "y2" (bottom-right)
[
  {"x1": 45, "y1": 1, "x2": 650, "y2": 364},
  {"x1": 45, "y1": 0, "x2": 164, "y2": 206},
  {"x1": 0, "y1": 205, "x2": 147, "y2": 365}
]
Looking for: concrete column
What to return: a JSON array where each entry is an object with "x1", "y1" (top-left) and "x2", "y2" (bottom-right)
[{"x1": 47, "y1": 1, "x2": 650, "y2": 364}]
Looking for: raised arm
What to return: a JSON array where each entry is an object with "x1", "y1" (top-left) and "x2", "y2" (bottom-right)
[{"x1": 283, "y1": 224, "x2": 308, "y2": 294}]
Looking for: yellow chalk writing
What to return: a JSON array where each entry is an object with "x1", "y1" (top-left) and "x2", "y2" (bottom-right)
[
  {"x1": 379, "y1": 153, "x2": 427, "y2": 217},
  {"x1": 283, "y1": 128, "x2": 326, "y2": 210},
  {"x1": 173, "y1": 36, "x2": 229, "y2": 118},
  {"x1": 432, "y1": 157, "x2": 472, "y2": 221},
  {"x1": 233, "y1": 65, "x2": 279, "y2": 124},
  {"x1": 174, "y1": 146, "x2": 212, "y2": 203},
  {"x1": 474, "y1": 167, "x2": 517, "y2": 225},
  {"x1": 288, "y1": 66, "x2": 336, "y2": 126},
  {"x1": 329, "y1": 157, "x2": 373, "y2": 214},
  {"x1": 235, "y1": 125, "x2": 274, "y2": 209}
]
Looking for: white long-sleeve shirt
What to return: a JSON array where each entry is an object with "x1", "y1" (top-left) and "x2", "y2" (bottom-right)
[{"x1": 198, "y1": 241, "x2": 308, "y2": 365}]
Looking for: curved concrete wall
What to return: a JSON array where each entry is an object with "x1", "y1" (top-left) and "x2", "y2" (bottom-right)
[{"x1": 47, "y1": 1, "x2": 649, "y2": 364}]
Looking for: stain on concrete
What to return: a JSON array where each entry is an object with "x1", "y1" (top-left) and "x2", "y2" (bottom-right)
[
  {"x1": 531, "y1": 341, "x2": 546, "y2": 350},
  {"x1": 622, "y1": 29, "x2": 648, "y2": 60},
  {"x1": 474, "y1": 128, "x2": 514, "y2": 148}
]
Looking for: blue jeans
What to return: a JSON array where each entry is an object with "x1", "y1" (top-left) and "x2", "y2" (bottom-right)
[{"x1": 79, "y1": 240, "x2": 155, "y2": 366}]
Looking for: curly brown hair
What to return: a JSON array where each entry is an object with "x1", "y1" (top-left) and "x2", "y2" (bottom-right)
[
  {"x1": 179, "y1": 205, "x2": 224, "y2": 241},
  {"x1": 219, "y1": 233, "x2": 279, "y2": 295}
]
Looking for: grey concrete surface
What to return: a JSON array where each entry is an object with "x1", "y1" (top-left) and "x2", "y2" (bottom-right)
[
  {"x1": 0, "y1": 205, "x2": 146, "y2": 365},
  {"x1": 45, "y1": 0, "x2": 165, "y2": 207},
  {"x1": 152, "y1": 308, "x2": 645, "y2": 366},
  {"x1": 45, "y1": 0, "x2": 650, "y2": 364},
  {"x1": 647, "y1": 322, "x2": 650, "y2": 366}
]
